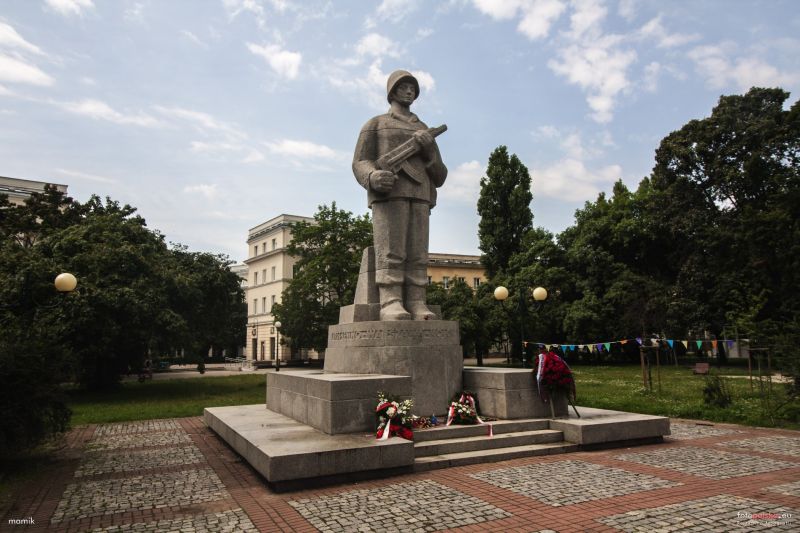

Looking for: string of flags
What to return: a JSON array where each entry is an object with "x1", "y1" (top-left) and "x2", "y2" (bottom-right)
[{"x1": 522, "y1": 338, "x2": 737, "y2": 353}]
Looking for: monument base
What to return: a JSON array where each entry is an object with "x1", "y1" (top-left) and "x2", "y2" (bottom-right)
[
  {"x1": 324, "y1": 320, "x2": 462, "y2": 416},
  {"x1": 463, "y1": 367, "x2": 568, "y2": 418}
]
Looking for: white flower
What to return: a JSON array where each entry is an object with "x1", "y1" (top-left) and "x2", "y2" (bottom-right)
[{"x1": 387, "y1": 406, "x2": 397, "y2": 418}]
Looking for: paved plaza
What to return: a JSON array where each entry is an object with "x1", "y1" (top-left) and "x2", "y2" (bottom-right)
[{"x1": 3, "y1": 418, "x2": 798, "y2": 532}]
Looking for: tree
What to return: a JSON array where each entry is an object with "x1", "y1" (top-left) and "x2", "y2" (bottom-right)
[
  {"x1": 272, "y1": 203, "x2": 372, "y2": 353},
  {"x1": 426, "y1": 279, "x2": 482, "y2": 357},
  {"x1": 477, "y1": 146, "x2": 534, "y2": 278}
]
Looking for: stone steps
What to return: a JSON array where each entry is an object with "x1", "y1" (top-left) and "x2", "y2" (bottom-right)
[
  {"x1": 415, "y1": 429, "x2": 565, "y2": 457},
  {"x1": 413, "y1": 418, "x2": 549, "y2": 442},
  {"x1": 411, "y1": 418, "x2": 577, "y2": 472},
  {"x1": 413, "y1": 441, "x2": 579, "y2": 472}
]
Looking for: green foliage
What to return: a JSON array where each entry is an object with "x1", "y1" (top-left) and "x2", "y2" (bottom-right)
[
  {"x1": 702, "y1": 375, "x2": 732, "y2": 407},
  {"x1": 477, "y1": 146, "x2": 533, "y2": 278},
  {"x1": 0, "y1": 187, "x2": 246, "y2": 452},
  {"x1": 66, "y1": 374, "x2": 265, "y2": 425},
  {"x1": 272, "y1": 203, "x2": 372, "y2": 353}
]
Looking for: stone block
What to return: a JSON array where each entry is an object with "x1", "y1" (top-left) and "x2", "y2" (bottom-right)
[
  {"x1": 463, "y1": 367, "x2": 567, "y2": 419},
  {"x1": 549, "y1": 406, "x2": 670, "y2": 445},
  {"x1": 204, "y1": 405, "x2": 414, "y2": 483}
]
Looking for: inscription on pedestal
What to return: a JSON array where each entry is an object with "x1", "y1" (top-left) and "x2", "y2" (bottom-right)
[{"x1": 327, "y1": 321, "x2": 459, "y2": 348}]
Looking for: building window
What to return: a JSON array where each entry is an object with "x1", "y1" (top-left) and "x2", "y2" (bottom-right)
[
  {"x1": 253, "y1": 271, "x2": 258, "y2": 285},
  {"x1": 252, "y1": 299, "x2": 257, "y2": 314},
  {"x1": 271, "y1": 266, "x2": 276, "y2": 281},
  {"x1": 253, "y1": 245, "x2": 258, "y2": 257},
  {"x1": 427, "y1": 276, "x2": 432, "y2": 285},
  {"x1": 272, "y1": 238, "x2": 277, "y2": 250},
  {"x1": 262, "y1": 243, "x2": 267, "y2": 254},
  {"x1": 473, "y1": 277, "x2": 481, "y2": 289},
  {"x1": 271, "y1": 295, "x2": 276, "y2": 309},
  {"x1": 443, "y1": 276, "x2": 450, "y2": 289},
  {"x1": 262, "y1": 297, "x2": 266, "y2": 313},
  {"x1": 458, "y1": 276, "x2": 466, "y2": 283},
  {"x1": 262, "y1": 269, "x2": 266, "y2": 283}
]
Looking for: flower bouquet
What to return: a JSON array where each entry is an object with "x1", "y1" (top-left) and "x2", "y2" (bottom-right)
[
  {"x1": 534, "y1": 350, "x2": 580, "y2": 418},
  {"x1": 375, "y1": 392, "x2": 414, "y2": 441},
  {"x1": 446, "y1": 392, "x2": 485, "y2": 426}
]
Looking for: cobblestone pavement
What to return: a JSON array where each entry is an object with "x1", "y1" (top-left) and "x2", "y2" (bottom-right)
[
  {"x1": 666, "y1": 422, "x2": 741, "y2": 440},
  {"x1": 469, "y1": 460, "x2": 680, "y2": 506},
  {"x1": 3, "y1": 417, "x2": 798, "y2": 532},
  {"x1": 718, "y1": 435, "x2": 800, "y2": 457}
]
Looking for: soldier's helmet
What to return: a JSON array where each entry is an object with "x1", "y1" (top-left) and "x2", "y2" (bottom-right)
[{"x1": 386, "y1": 70, "x2": 420, "y2": 104}]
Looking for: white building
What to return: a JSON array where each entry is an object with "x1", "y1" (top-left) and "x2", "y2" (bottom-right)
[{"x1": 244, "y1": 214, "x2": 313, "y2": 362}]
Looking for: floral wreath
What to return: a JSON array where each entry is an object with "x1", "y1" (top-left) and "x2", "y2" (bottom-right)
[
  {"x1": 375, "y1": 392, "x2": 414, "y2": 441},
  {"x1": 534, "y1": 349, "x2": 580, "y2": 418}
]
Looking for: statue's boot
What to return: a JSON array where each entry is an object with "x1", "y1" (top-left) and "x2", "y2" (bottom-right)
[
  {"x1": 405, "y1": 285, "x2": 437, "y2": 321},
  {"x1": 379, "y1": 285, "x2": 411, "y2": 321}
]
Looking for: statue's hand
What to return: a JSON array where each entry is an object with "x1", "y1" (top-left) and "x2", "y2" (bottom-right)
[
  {"x1": 413, "y1": 130, "x2": 435, "y2": 159},
  {"x1": 369, "y1": 170, "x2": 397, "y2": 193}
]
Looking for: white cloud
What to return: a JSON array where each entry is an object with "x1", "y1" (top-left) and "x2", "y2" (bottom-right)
[
  {"x1": 190, "y1": 141, "x2": 244, "y2": 153},
  {"x1": 124, "y1": 2, "x2": 146, "y2": 23},
  {"x1": 183, "y1": 183, "x2": 219, "y2": 200},
  {"x1": 441, "y1": 160, "x2": 484, "y2": 203},
  {"x1": 416, "y1": 27, "x2": 434, "y2": 40},
  {"x1": 355, "y1": 33, "x2": 399, "y2": 58},
  {"x1": 60, "y1": 99, "x2": 161, "y2": 127},
  {"x1": 222, "y1": 0, "x2": 267, "y2": 28},
  {"x1": 0, "y1": 53, "x2": 54, "y2": 86},
  {"x1": 0, "y1": 84, "x2": 13, "y2": 96},
  {"x1": 638, "y1": 16, "x2": 699, "y2": 48},
  {"x1": 367, "y1": 0, "x2": 420, "y2": 26},
  {"x1": 534, "y1": 124, "x2": 560, "y2": 139},
  {"x1": 55, "y1": 168, "x2": 116, "y2": 183},
  {"x1": 472, "y1": 0, "x2": 566, "y2": 40},
  {"x1": 181, "y1": 30, "x2": 207, "y2": 47},
  {"x1": 264, "y1": 139, "x2": 342, "y2": 159},
  {"x1": 242, "y1": 149, "x2": 265, "y2": 163},
  {"x1": 247, "y1": 43, "x2": 302, "y2": 80},
  {"x1": 688, "y1": 44, "x2": 799, "y2": 91},
  {"x1": 325, "y1": 59, "x2": 436, "y2": 111},
  {"x1": 642, "y1": 61, "x2": 660, "y2": 92},
  {"x1": 548, "y1": 39, "x2": 636, "y2": 123},
  {"x1": 618, "y1": 0, "x2": 637, "y2": 21},
  {"x1": 153, "y1": 106, "x2": 247, "y2": 140},
  {"x1": 44, "y1": 0, "x2": 94, "y2": 17},
  {"x1": 534, "y1": 158, "x2": 621, "y2": 201},
  {"x1": 567, "y1": 0, "x2": 606, "y2": 40},
  {"x1": 0, "y1": 21, "x2": 45, "y2": 55}
]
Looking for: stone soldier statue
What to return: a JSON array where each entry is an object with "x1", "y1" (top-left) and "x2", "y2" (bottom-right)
[{"x1": 353, "y1": 70, "x2": 448, "y2": 321}]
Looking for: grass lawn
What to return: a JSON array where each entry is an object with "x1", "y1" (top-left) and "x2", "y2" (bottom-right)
[
  {"x1": 65, "y1": 374, "x2": 265, "y2": 425},
  {"x1": 571, "y1": 365, "x2": 798, "y2": 429}
]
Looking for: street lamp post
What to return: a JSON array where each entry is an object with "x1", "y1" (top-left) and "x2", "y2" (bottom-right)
[
  {"x1": 494, "y1": 285, "x2": 548, "y2": 367},
  {"x1": 274, "y1": 321, "x2": 281, "y2": 372}
]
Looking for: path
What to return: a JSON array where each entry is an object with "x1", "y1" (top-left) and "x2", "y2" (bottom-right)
[{"x1": 3, "y1": 417, "x2": 798, "y2": 532}]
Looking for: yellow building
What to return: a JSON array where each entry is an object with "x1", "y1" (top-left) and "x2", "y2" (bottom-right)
[{"x1": 427, "y1": 252, "x2": 486, "y2": 289}]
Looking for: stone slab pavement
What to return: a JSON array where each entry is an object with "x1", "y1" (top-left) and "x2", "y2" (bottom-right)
[{"x1": 3, "y1": 418, "x2": 798, "y2": 532}]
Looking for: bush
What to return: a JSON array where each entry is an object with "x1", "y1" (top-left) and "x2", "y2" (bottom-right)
[{"x1": 703, "y1": 375, "x2": 732, "y2": 408}]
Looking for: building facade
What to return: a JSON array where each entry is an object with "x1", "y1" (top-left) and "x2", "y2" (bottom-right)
[
  {"x1": 427, "y1": 252, "x2": 486, "y2": 289},
  {"x1": 244, "y1": 214, "x2": 313, "y2": 362},
  {"x1": 0, "y1": 176, "x2": 68, "y2": 206}
]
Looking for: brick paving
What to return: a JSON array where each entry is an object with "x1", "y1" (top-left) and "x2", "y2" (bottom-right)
[{"x1": 3, "y1": 417, "x2": 798, "y2": 532}]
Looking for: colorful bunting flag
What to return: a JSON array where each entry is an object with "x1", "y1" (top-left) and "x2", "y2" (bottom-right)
[
  {"x1": 620, "y1": 339, "x2": 628, "y2": 345},
  {"x1": 681, "y1": 340, "x2": 688, "y2": 349},
  {"x1": 712, "y1": 340, "x2": 718, "y2": 350},
  {"x1": 696, "y1": 340, "x2": 703, "y2": 349},
  {"x1": 604, "y1": 342, "x2": 611, "y2": 351},
  {"x1": 667, "y1": 340, "x2": 674, "y2": 348},
  {"x1": 636, "y1": 337, "x2": 642, "y2": 345}
]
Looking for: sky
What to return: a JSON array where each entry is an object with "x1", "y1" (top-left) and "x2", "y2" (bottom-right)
[{"x1": 2, "y1": 0, "x2": 799, "y2": 264}]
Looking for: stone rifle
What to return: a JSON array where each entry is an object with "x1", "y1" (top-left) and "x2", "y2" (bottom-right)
[{"x1": 375, "y1": 124, "x2": 447, "y2": 184}]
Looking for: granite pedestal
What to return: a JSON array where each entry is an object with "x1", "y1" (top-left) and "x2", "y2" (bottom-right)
[
  {"x1": 323, "y1": 320, "x2": 462, "y2": 416},
  {"x1": 463, "y1": 367, "x2": 568, "y2": 419}
]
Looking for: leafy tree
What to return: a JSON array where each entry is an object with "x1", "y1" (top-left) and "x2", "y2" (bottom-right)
[
  {"x1": 272, "y1": 203, "x2": 372, "y2": 353},
  {"x1": 426, "y1": 279, "x2": 482, "y2": 357},
  {"x1": 477, "y1": 146, "x2": 534, "y2": 278}
]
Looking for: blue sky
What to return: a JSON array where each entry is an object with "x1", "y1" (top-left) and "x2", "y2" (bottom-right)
[{"x1": 2, "y1": 0, "x2": 799, "y2": 263}]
